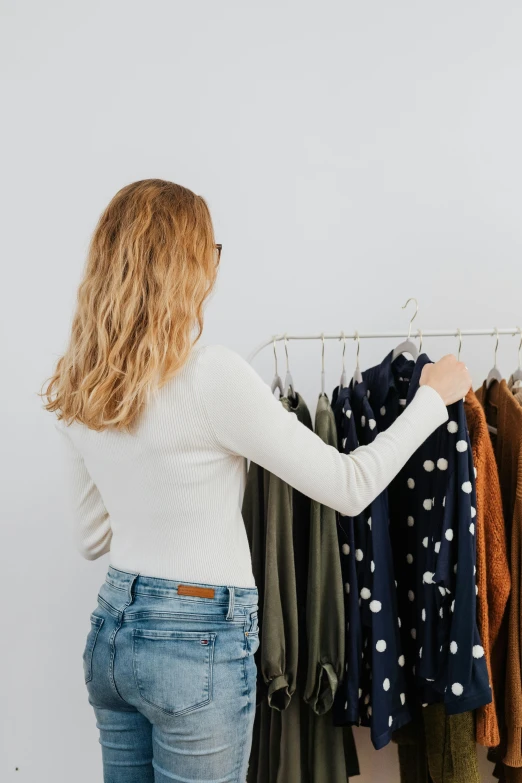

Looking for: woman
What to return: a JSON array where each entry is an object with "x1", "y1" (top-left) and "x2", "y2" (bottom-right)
[{"x1": 44, "y1": 179, "x2": 471, "y2": 783}]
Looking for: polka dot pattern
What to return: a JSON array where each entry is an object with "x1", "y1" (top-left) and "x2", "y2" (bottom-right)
[{"x1": 331, "y1": 357, "x2": 486, "y2": 740}]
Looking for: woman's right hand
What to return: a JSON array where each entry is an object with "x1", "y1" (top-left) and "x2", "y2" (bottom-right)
[{"x1": 419, "y1": 354, "x2": 472, "y2": 406}]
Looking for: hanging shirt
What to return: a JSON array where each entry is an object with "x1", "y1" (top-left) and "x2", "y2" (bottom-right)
[
  {"x1": 331, "y1": 385, "x2": 364, "y2": 727},
  {"x1": 331, "y1": 382, "x2": 410, "y2": 750},
  {"x1": 351, "y1": 380, "x2": 411, "y2": 749},
  {"x1": 304, "y1": 394, "x2": 345, "y2": 715},
  {"x1": 363, "y1": 352, "x2": 491, "y2": 715}
]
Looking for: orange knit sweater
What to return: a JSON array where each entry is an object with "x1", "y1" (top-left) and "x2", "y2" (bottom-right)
[
  {"x1": 477, "y1": 380, "x2": 522, "y2": 767},
  {"x1": 465, "y1": 390, "x2": 510, "y2": 748}
]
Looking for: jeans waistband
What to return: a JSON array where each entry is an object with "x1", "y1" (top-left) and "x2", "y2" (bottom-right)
[{"x1": 105, "y1": 565, "x2": 258, "y2": 615}]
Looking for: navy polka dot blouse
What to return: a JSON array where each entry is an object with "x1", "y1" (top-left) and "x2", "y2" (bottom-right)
[{"x1": 331, "y1": 351, "x2": 491, "y2": 750}]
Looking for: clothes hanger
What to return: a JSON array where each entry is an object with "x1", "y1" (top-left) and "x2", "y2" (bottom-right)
[
  {"x1": 486, "y1": 327, "x2": 503, "y2": 389},
  {"x1": 416, "y1": 328, "x2": 423, "y2": 354},
  {"x1": 456, "y1": 328, "x2": 462, "y2": 362},
  {"x1": 283, "y1": 334, "x2": 295, "y2": 398},
  {"x1": 270, "y1": 336, "x2": 284, "y2": 397},
  {"x1": 339, "y1": 331, "x2": 347, "y2": 389},
  {"x1": 511, "y1": 326, "x2": 522, "y2": 384},
  {"x1": 391, "y1": 298, "x2": 420, "y2": 362},
  {"x1": 320, "y1": 333, "x2": 326, "y2": 395},
  {"x1": 352, "y1": 331, "x2": 363, "y2": 386}
]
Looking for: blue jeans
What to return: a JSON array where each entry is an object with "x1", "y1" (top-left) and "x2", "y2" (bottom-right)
[{"x1": 83, "y1": 566, "x2": 259, "y2": 782}]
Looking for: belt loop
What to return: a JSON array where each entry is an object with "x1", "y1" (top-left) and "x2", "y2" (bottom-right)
[
  {"x1": 125, "y1": 572, "x2": 139, "y2": 609},
  {"x1": 226, "y1": 586, "x2": 235, "y2": 620}
]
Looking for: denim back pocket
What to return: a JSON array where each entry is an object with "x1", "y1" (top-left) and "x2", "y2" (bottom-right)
[
  {"x1": 83, "y1": 614, "x2": 104, "y2": 684},
  {"x1": 132, "y1": 629, "x2": 216, "y2": 716}
]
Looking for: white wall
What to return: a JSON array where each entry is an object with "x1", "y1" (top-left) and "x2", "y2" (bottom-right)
[{"x1": 1, "y1": 1, "x2": 520, "y2": 780}]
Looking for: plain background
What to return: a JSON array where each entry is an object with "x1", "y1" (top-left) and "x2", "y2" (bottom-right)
[{"x1": 2, "y1": 1, "x2": 522, "y2": 780}]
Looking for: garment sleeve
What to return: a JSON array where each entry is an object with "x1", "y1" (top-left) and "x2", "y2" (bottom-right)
[
  {"x1": 55, "y1": 421, "x2": 113, "y2": 560},
  {"x1": 443, "y1": 403, "x2": 491, "y2": 714},
  {"x1": 304, "y1": 404, "x2": 345, "y2": 714},
  {"x1": 196, "y1": 344, "x2": 449, "y2": 519}
]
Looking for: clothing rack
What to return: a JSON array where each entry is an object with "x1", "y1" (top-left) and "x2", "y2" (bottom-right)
[{"x1": 247, "y1": 328, "x2": 522, "y2": 363}]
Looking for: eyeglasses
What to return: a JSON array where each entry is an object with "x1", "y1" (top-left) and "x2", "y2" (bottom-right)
[{"x1": 215, "y1": 243, "x2": 222, "y2": 263}]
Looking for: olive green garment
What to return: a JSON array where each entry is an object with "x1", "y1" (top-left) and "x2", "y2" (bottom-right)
[
  {"x1": 423, "y1": 705, "x2": 480, "y2": 783},
  {"x1": 259, "y1": 394, "x2": 306, "y2": 710},
  {"x1": 244, "y1": 393, "x2": 359, "y2": 782},
  {"x1": 304, "y1": 393, "x2": 345, "y2": 715},
  {"x1": 392, "y1": 706, "x2": 480, "y2": 783}
]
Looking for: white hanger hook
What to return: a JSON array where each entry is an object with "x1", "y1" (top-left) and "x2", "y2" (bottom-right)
[
  {"x1": 354, "y1": 330, "x2": 361, "y2": 366},
  {"x1": 272, "y1": 336, "x2": 279, "y2": 375},
  {"x1": 493, "y1": 327, "x2": 499, "y2": 366},
  {"x1": 416, "y1": 328, "x2": 423, "y2": 352},
  {"x1": 283, "y1": 333, "x2": 291, "y2": 374},
  {"x1": 401, "y1": 297, "x2": 419, "y2": 339},
  {"x1": 340, "y1": 331, "x2": 346, "y2": 373}
]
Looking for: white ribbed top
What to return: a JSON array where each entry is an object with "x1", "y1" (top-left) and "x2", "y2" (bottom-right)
[{"x1": 56, "y1": 342, "x2": 449, "y2": 588}]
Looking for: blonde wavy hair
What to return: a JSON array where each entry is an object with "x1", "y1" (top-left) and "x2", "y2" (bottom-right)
[{"x1": 43, "y1": 179, "x2": 219, "y2": 431}]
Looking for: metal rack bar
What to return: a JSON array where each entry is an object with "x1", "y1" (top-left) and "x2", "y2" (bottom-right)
[{"x1": 247, "y1": 328, "x2": 522, "y2": 363}]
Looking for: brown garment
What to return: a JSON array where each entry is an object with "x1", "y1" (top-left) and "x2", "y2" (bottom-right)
[
  {"x1": 464, "y1": 390, "x2": 510, "y2": 747},
  {"x1": 476, "y1": 380, "x2": 522, "y2": 768}
]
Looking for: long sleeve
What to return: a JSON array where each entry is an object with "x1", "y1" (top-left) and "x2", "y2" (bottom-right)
[
  {"x1": 55, "y1": 422, "x2": 112, "y2": 560},
  {"x1": 196, "y1": 344, "x2": 449, "y2": 519}
]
